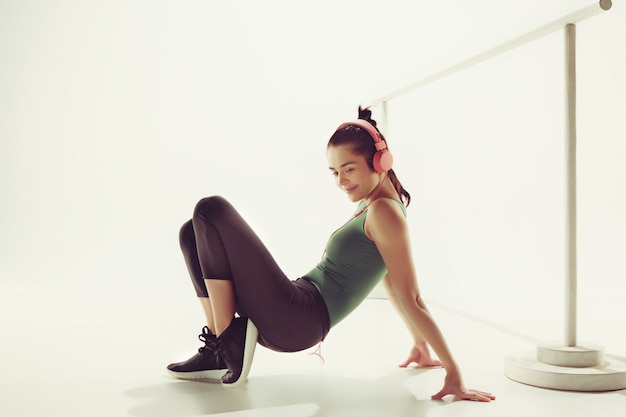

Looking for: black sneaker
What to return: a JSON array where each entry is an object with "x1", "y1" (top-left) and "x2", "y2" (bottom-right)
[
  {"x1": 216, "y1": 317, "x2": 258, "y2": 387},
  {"x1": 167, "y1": 326, "x2": 227, "y2": 380}
]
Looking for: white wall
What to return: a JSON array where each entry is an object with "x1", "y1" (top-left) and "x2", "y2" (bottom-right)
[{"x1": 1, "y1": 1, "x2": 624, "y2": 349}]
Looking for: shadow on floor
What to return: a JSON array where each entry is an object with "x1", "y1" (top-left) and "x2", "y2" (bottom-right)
[{"x1": 124, "y1": 369, "x2": 455, "y2": 417}]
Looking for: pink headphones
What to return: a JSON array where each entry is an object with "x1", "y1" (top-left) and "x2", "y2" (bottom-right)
[{"x1": 337, "y1": 119, "x2": 394, "y2": 173}]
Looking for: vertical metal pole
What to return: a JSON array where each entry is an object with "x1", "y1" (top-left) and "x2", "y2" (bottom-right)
[
  {"x1": 565, "y1": 23, "x2": 577, "y2": 347},
  {"x1": 381, "y1": 100, "x2": 389, "y2": 135}
]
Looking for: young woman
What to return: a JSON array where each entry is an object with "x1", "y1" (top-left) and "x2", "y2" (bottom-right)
[{"x1": 167, "y1": 107, "x2": 495, "y2": 402}]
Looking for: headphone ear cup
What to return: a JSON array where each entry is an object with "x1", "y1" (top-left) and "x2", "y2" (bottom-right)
[{"x1": 373, "y1": 149, "x2": 393, "y2": 173}]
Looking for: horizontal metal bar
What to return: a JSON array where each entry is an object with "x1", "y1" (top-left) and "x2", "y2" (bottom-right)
[{"x1": 367, "y1": 0, "x2": 611, "y2": 106}]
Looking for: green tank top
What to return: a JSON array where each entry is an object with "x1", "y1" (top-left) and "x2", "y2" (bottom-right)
[{"x1": 303, "y1": 199, "x2": 406, "y2": 327}]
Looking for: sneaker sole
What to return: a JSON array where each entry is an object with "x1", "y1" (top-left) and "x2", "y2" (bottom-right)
[
  {"x1": 223, "y1": 319, "x2": 258, "y2": 388},
  {"x1": 167, "y1": 368, "x2": 227, "y2": 380}
]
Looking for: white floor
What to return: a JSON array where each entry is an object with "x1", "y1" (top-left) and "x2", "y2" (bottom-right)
[{"x1": 1, "y1": 283, "x2": 625, "y2": 417}]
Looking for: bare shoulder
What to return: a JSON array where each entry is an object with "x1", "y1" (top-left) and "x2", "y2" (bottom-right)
[
  {"x1": 366, "y1": 198, "x2": 407, "y2": 240},
  {"x1": 368, "y1": 198, "x2": 405, "y2": 221}
]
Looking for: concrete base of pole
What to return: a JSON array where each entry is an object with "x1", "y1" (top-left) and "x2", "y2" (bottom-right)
[
  {"x1": 538, "y1": 342, "x2": 605, "y2": 367},
  {"x1": 505, "y1": 344, "x2": 626, "y2": 392}
]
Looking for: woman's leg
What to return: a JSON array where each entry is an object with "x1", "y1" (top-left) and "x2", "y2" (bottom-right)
[
  {"x1": 190, "y1": 196, "x2": 275, "y2": 386},
  {"x1": 179, "y1": 220, "x2": 219, "y2": 334},
  {"x1": 204, "y1": 279, "x2": 236, "y2": 336},
  {"x1": 190, "y1": 196, "x2": 328, "y2": 352},
  {"x1": 171, "y1": 195, "x2": 328, "y2": 385},
  {"x1": 198, "y1": 298, "x2": 215, "y2": 334},
  {"x1": 167, "y1": 222, "x2": 227, "y2": 380}
]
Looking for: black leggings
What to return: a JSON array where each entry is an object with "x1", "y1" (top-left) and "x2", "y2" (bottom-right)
[{"x1": 179, "y1": 195, "x2": 330, "y2": 352}]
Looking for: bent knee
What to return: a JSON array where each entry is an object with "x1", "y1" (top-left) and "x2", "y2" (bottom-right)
[
  {"x1": 193, "y1": 195, "x2": 231, "y2": 221},
  {"x1": 179, "y1": 219, "x2": 194, "y2": 249}
]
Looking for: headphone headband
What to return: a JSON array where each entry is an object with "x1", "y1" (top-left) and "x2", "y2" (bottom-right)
[{"x1": 337, "y1": 119, "x2": 386, "y2": 150}]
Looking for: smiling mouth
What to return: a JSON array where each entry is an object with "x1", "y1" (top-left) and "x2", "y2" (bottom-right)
[{"x1": 344, "y1": 186, "x2": 357, "y2": 194}]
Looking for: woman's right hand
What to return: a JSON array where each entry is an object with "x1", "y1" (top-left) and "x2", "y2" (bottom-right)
[
  {"x1": 431, "y1": 368, "x2": 496, "y2": 402},
  {"x1": 398, "y1": 343, "x2": 443, "y2": 368}
]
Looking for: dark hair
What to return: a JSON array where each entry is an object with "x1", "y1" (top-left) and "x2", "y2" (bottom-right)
[{"x1": 328, "y1": 106, "x2": 411, "y2": 206}]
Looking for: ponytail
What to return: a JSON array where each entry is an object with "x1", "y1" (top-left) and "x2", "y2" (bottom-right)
[
  {"x1": 387, "y1": 168, "x2": 411, "y2": 207},
  {"x1": 357, "y1": 107, "x2": 411, "y2": 207}
]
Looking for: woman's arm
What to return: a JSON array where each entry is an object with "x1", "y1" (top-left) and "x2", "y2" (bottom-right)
[
  {"x1": 382, "y1": 275, "x2": 442, "y2": 368},
  {"x1": 366, "y1": 199, "x2": 494, "y2": 402},
  {"x1": 366, "y1": 199, "x2": 458, "y2": 371}
]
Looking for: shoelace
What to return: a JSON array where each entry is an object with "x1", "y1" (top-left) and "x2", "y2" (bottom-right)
[
  {"x1": 197, "y1": 326, "x2": 214, "y2": 353},
  {"x1": 309, "y1": 341, "x2": 325, "y2": 364},
  {"x1": 198, "y1": 326, "x2": 225, "y2": 367}
]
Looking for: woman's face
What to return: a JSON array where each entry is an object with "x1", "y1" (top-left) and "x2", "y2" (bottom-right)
[{"x1": 327, "y1": 145, "x2": 380, "y2": 203}]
